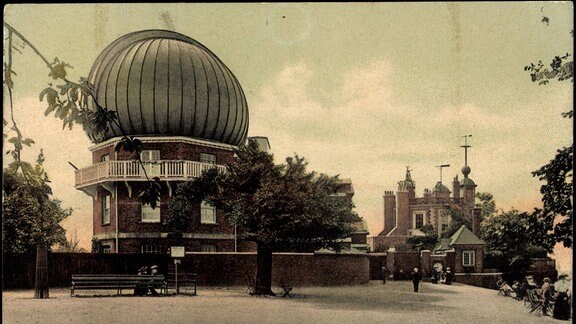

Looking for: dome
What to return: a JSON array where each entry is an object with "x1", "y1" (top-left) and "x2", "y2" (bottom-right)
[
  {"x1": 433, "y1": 181, "x2": 450, "y2": 193},
  {"x1": 87, "y1": 30, "x2": 249, "y2": 146}
]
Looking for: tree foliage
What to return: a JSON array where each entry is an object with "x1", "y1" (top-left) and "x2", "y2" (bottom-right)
[
  {"x1": 406, "y1": 224, "x2": 438, "y2": 251},
  {"x1": 524, "y1": 21, "x2": 573, "y2": 249},
  {"x1": 480, "y1": 209, "x2": 554, "y2": 263},
  {"x1": 531, "y1": 144, "x2": 573, "y2": 248},
  {"x1": 2, "y1": 152, "x2": 71, "y2": 253},
  {"x1": 168, "y1": 140, "x2": 361, "y2": 294},
  {"x1": 475, "y1": 192, "x2": 496, "y2": 223},
  {"x1": 441, "y1": 208, "x2": 470, "y2": 239},
  {"x1": 3, "y1": 22, "x2": 160, "y2": 207}
]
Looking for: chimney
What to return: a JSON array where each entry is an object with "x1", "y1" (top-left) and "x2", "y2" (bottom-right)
[
  {"x1": 452, "y1": 175, "x2": 460, "y2": 201},
  {"x1": 472, "y1": 207, "x2": 481, "y2": 237}
]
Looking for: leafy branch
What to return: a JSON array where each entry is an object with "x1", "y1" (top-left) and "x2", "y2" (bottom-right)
[{"x1": 3, "y1": 22, "x2": 160, "y2": 206}]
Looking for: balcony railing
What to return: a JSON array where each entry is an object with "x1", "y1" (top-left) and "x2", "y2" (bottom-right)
[{"x1": 75, "y1": 160, "x2": 226, "y2": 188}]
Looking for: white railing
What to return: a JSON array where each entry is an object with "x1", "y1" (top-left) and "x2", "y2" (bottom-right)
[{"x1": 75, "y1": 160, "x2": 226, "y2": 187}]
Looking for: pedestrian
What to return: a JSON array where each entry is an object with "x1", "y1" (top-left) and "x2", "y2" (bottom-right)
[
  {"x1": 381, "y1": 265, "x2": 388, "y2": 284},
  {"x1": 552, "y1": 290, "x2": 571, "y2": 320},
  {"x1": 541, "y1": 278, "x2": 553, "y2": 316},
  {"x1": 431, "y1": 268, "x2": 438, "y2": 284},
  {"x1": 411, "y1": 267, "x2": 421, "y2": 292},
  {"x1": 444, "y1": 267, "x2": 453, "y2": 285}
]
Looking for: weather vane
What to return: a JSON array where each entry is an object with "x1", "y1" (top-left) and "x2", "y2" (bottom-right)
[
  {"x1": 461, "y1": 135, "x2": 472, "y2": 166},
  {"x1": 436, "y1": 164, "x2": 450, "y2": 183}
]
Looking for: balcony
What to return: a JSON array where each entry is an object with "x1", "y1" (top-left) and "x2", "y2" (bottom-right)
[{"x1": 75, "y1": 160, "x2": 226, "y2": 189}]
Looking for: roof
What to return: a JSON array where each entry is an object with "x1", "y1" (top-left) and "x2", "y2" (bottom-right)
[
  {"x1": 433, "y1": 181, "x2": 451, "y2": 193},
  {"x1": 450, "y1": 225, "x2": 485, "y2": 245},
  {"x1": 460, "y1": 177, "x2": 477, "y2": 186},
  {"x1": 88, "y1": 29, "x2": 249, "y2": 146}
]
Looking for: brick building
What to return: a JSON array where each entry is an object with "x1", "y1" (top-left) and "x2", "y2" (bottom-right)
[
  {"x1": 74, "y1": 29, "x2": 253, "y2": 253},
  {"x1": 370, "y1": 143, "x2": 482, "y2": 251},
  {"x1": 74, "y1": 30, "x2": 363, "y2": 255}
]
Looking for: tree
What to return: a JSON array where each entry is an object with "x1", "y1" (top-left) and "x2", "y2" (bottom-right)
[
  {"x1": 406, "y1": 224, "x2": 438, "y2": 251},
  {"x1": 441, "y1": 208, "x2": 471, "y2": 239},
  {"x1": 475, "y1": 192, "x2": 496, "y2": 223},
  {"x1": 2, "y1": 152, "x2": 71, "y2": 254},
  {"x1": 531, "y1": 144, "x2": 573, "y2": 248},
  {"x1": 3, "y1": 22, "x2": 161, "y2": 209},
  {"x1": 168, "y1": 140, "x2": 361, "y2": 295},
  {"x1": 524, "y1": 21, "x2": 573, "y2": 249},
  {"x1": 480, "y1": 209, "x2": 554, "y2": 273}
]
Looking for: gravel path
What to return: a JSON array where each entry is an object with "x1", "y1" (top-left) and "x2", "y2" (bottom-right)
[{"x1": 3, "y1": 281, "x2": 567, "y2": 324}]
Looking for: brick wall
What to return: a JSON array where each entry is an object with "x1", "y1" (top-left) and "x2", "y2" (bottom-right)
[{"x1": 2, "y1": 252, "x2": 369, "y2": 289}]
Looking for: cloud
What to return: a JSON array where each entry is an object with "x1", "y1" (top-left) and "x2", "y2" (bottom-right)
[{"x1": 248, "y1": 60, "x2": 572, "y2": 237}]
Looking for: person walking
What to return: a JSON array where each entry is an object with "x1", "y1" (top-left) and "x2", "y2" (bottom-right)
[
  {"x1": 381, "y1": 265, "x2": 388, "y2": 284},
  {"x1": 411, "y1": 267, "x2": 421, "y2": 293}
]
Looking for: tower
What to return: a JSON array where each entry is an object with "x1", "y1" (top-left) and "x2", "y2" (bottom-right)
[
  {"x1": 460, "y1": 135, "x2": 476, "y2": 210},
  {"x1": 74, "y1": 30, "x2": 249, "y2": 253}
]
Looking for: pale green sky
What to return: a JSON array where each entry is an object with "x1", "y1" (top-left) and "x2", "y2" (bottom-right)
[{"x1": 3, "y1": 3, "x2": 573, "y2": 271}]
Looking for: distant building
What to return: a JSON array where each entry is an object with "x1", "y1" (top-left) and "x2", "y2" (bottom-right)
[{"x1": 369, "y1": 142, "x2": 481, "y2": 251}]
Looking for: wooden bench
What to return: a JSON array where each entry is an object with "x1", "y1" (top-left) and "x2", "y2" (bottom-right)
[
  {"x1": 167, "y1": 272, "x2": 198, "y2": 295},
  {"x1": 71, "y1": 274, "x2": 167, "y2": 296}
]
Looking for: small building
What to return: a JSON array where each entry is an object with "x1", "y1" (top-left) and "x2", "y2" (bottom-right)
[{"x1": 433, "y1": 225, "x2": 486, "y2": 273}]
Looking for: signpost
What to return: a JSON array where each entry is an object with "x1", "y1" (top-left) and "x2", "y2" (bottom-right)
[{"x1": 170, "y1": 246, "x2": 185, "y2": 294}]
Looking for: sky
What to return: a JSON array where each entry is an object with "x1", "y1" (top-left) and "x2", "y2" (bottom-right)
[{"x1": 3, "y1": 3, "x2": 573, "y2": 273}]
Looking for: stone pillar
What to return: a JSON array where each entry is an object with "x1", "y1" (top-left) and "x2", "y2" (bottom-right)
[
  {"x1": 35, "y1": 243, "x2": 49, "y2": 299},
  {"x1": 420, "y1": 250, "x2": 431, "y2": 278},
  {"x1": 386, "y1": 249, "x2": 395, "y2": 280}
]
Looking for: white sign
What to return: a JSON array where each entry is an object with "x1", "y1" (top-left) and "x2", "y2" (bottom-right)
[{"x1": 171, "y1": 246, "x2": 185, "y2": 258}]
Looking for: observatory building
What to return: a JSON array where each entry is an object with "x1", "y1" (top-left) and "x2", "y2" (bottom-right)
[
  {"x1": 74, "y1": 30, "x2": 252, "y2": 253},
  {"x1": 370, "y1": 140, "x2": 482, "y2": 251}
]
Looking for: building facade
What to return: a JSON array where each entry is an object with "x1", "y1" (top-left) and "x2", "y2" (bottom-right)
[
  {"x1": 74, "y1": 29, "x2": 252, "y2": 254},
  {"x1": 370, "y1": 159, "x2": 481, "y2": 251}
]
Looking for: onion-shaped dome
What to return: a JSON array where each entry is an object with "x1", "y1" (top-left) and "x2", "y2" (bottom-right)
[{"x1": 87, "y1": 29, "x2": 249, "y2": 146}]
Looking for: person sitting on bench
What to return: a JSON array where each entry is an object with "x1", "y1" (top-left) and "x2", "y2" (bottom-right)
[
  {"x1": 134, "y1": 266, "x2": 149, "y2": 296},
  {"x1": 147, "y1": 265, "x2": 160, "y2": 296}
]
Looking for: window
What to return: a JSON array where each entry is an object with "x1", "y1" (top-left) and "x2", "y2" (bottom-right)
[
  {"x1": 141, "y1": 200, "x2": 161, "y2": 223},
  {"x1": 102, "y1": 244, "x2": 112, "y2": 253},
  {"x1": 442, "y1": 224, "x2": 449, "y2": 232},
  {"x1": 415, "y1": 213, "x2": 424, "y2": 229},
  {"x1": 101, "y1": 195, "x2": 111, "y2": 225},
  {"x1": 141, "y1": 150, "x2": 160, "y2": 161},
  {"x1": 200, "y1": 153, "x2": 216, "y2": 164},
  {"x1": 200, "y1": 245, "x2": 216, "y2": 252},
  {"x1": 201, "y1": 201, "x2": 216, "y2": 224},
  {"x1": 101, "y1": 154, "x2": 110, "y2": 162},
  {"x1": 141, "y1": 245, "x2": 164, "y2": 254},
  {"x1": 141, "y1": 150, "x2": 160, "y2": 176},
  {"x1": 462, "y1": 250, "x2": 475, "y2": 267}
]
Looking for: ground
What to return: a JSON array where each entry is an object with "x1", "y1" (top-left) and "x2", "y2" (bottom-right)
[{"x1": 2, "y1": 281, "x2": 568, "y2": 324}]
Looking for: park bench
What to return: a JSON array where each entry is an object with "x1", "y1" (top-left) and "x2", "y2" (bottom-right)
[
  {"x1": 167, "y1": 272, "x2": 198, "y2": 295},
  {"x1": 70, "y1": 274, "x2": 167, "y2": 296}
]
